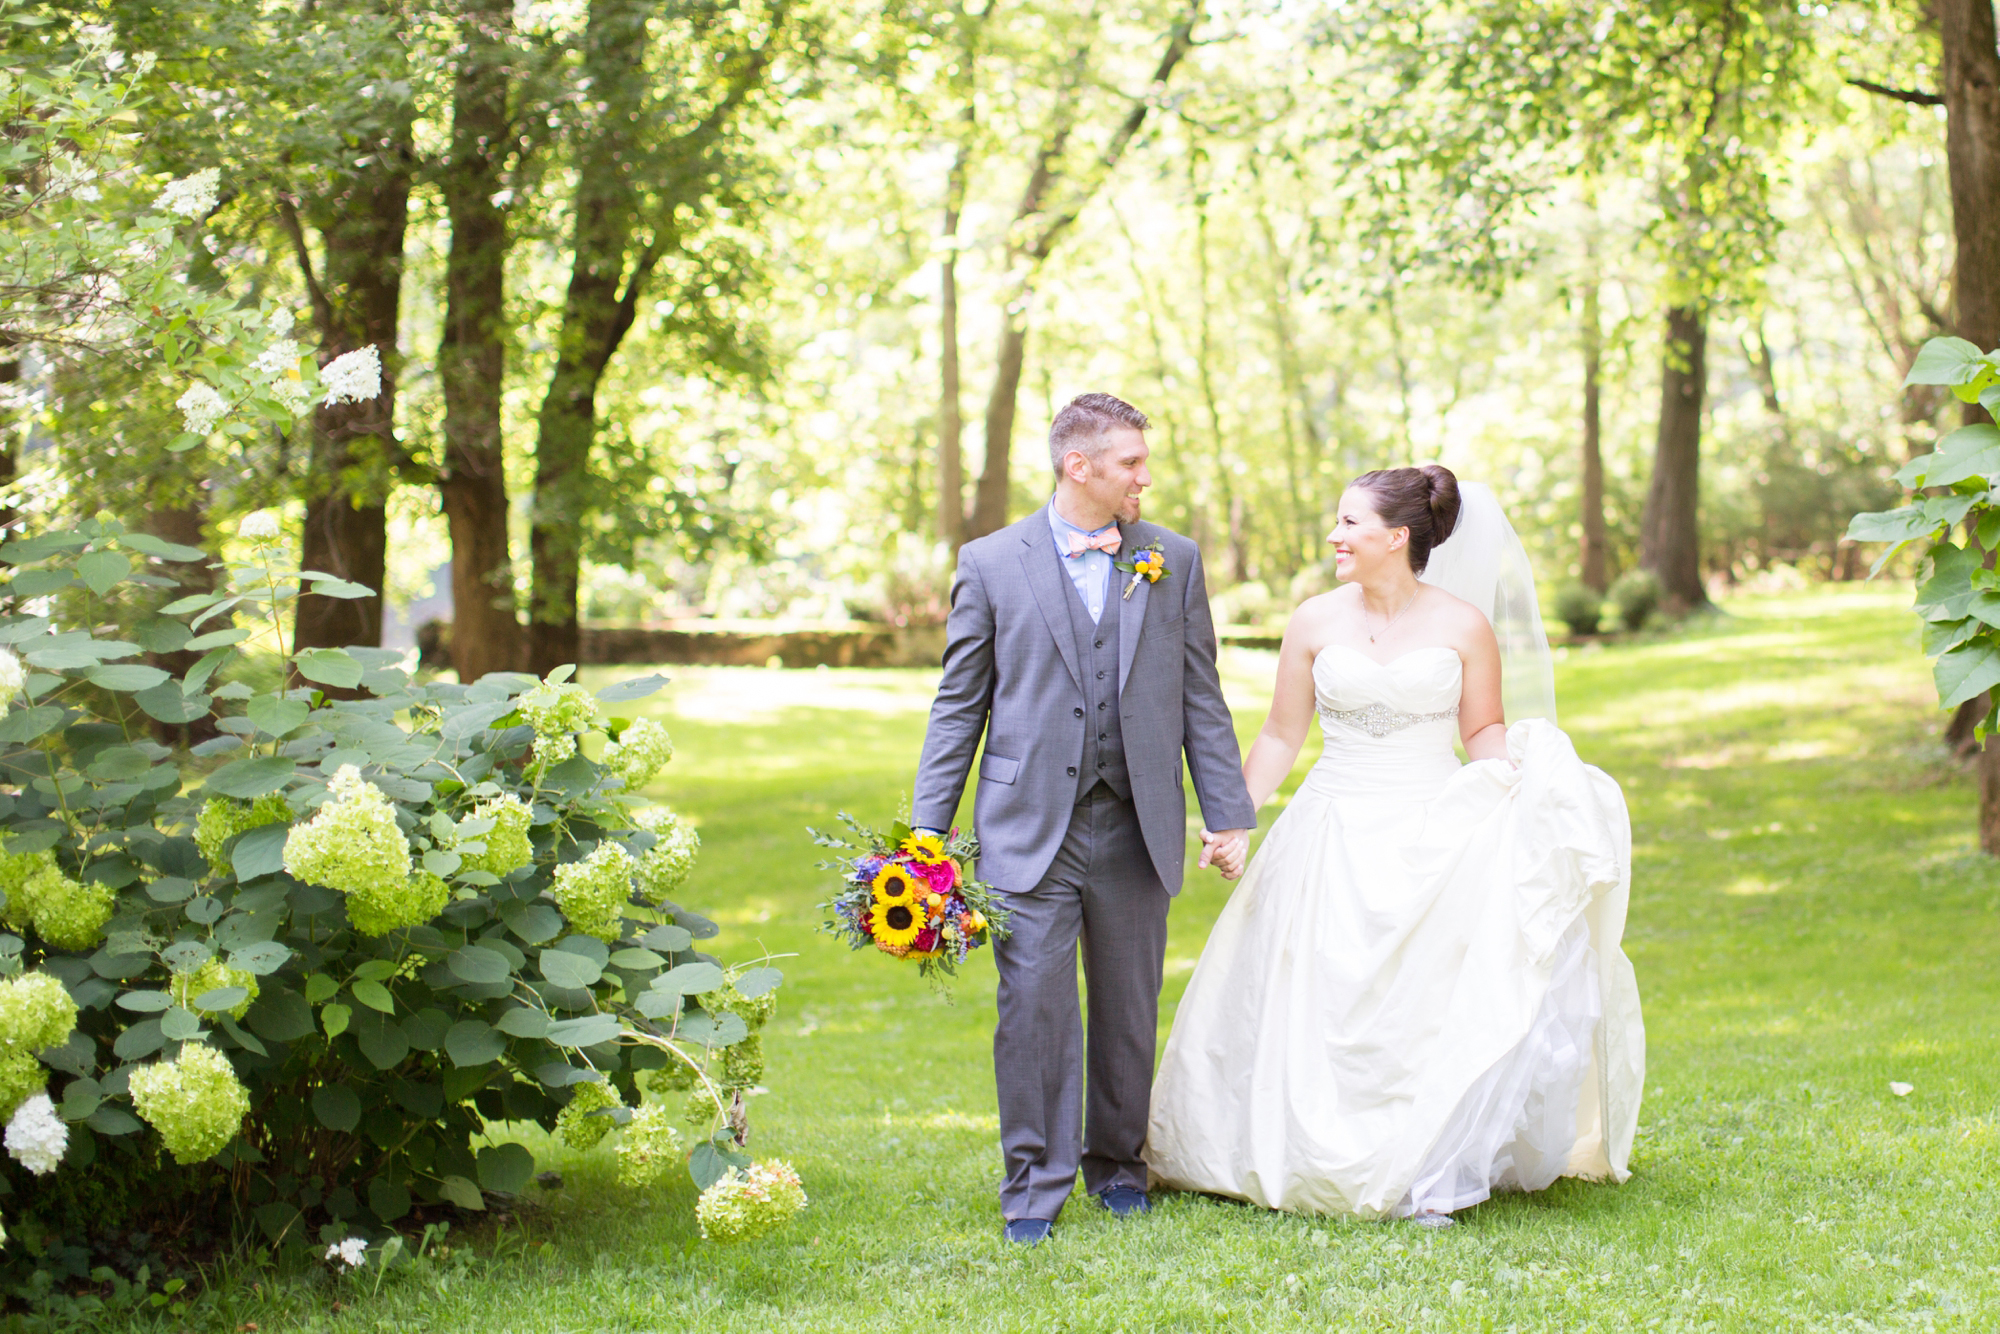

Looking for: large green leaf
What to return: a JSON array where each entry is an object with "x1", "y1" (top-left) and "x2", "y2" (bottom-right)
[
  {"x1": 445, "y1": 1019, "x2": 506, "y2": 1068},
  {"x1": 500, "y1": 901, "x2": 564, "y2": 945},
  {"x1": 368, "y1": 1177, "x2": 412, "y2": 1223},
  {"x1": 0, "y1": 706, "x2": 64, "y2": 745},
  {"x1": 544, "y1": 1014, "x2": 621, "y2": 1048},
  {"x1": 351, "y1": 979, "x2": 395, "y2": 1014},
  {"x1": 1844, "y1": 506, "x2": 1933, "y2": 544},
  {"x1": 133, "y1": 682, "x2": 210, "y2": 724},
  {"x1": 688, "y1": 1140, "x2": 751, "y2": 1191},
  {"x1": 245, "y1": 988, "x2": 315, "y2": 1042},
  {"x1": 597, "y1": 673, "x2": 670, "y2": 702},
  {"x1": 116, "y1": 532, "x2": 206, "y2": 562},
  {"x1": 293, "y1": 648, "x2": 363, "y2": 689},
  {"x1": 654, "y1": 961, "x2": 724, "y2": 996},
  {"x1": 733, "y1": 966, "x2": 783, "y2": 999},
  {"x1": 86, "y1": 663, "x2": 170, "y2": 692},
  {"x1": 230, "y1": 824, "x2": 291, "y2": 881},
  {"x1": 447, "y1": 944, "x2": 513, "y2": 986},
  {"x1": 312, "y1": 1083, "x2": 362, "y2": 1132},
  {"x1": 537, "y1": 950, "x2": 602, "y2": 990},
  {"x1": 1904, "y1": 335, "x2": 1986, "y2": 386},
  {"x1": 75, "y1": 549, "x2": 131, "y2": 595},
  {"x1": 494, "y1": 1006, "x2": 550, "y2": 1038},
  {"x1": 246, "y1": 695, "x2": 309, "y2": 738},
  {"x1": 1936, "y1": 639, "x2": 2000, "y2": 709},
  {"x1": 351, "y1": 1012, "x2": 410, "y2": 1070},
  {"x1": 476, "y1": 1142, "x2": 535, "y2": 1194},
  {"x1": 229, "y1": 941, "x2": 292, "y2": 976},
  {"x1": 436, "y1": 1175, "x2": 485, "y2": 1211},
  {"x1": 203, "y1": 755, "x2": 295, "y2": 798}
]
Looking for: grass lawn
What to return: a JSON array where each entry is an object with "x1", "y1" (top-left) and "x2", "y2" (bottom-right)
[{"x1": 161, "y1": 590, "x2": 1999, "y2": 1331}]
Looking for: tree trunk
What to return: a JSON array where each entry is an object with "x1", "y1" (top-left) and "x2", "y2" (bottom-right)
[
  {"x1": 963, "y1": 3, "x2": 1202, "y2": 540},
  {"x1": 937, "y1": 141, "x2": 968, "y2": 551},
  {"x1": 437, "y1": 0, "x2": 523, "y2": 682},
  {"x1": 1938, "y1": 0, "x2": 2000, "y2": 820},
  {"x1": 1639, "y1": 304, "x2": 1710, "y2": 613},
  {"x1": 293, "y1": 167, "x2": 410, "y2": 653},
  {"x1": 1579, "y1": 273, "x2": 1607, "y2": 593},
  {"x1": 528, "y1": 0, "x2": 652, "y2": 676}
]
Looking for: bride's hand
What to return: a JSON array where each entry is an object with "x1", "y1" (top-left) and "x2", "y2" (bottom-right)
[{"x1": 1199, "y1": 828, "x2": 1250, "y2": 880}]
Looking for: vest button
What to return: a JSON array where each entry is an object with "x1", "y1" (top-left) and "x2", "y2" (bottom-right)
[
  {"x1": 1098, "y1": 733, "x2": 1107, "y2": 741},
  {"x1": 1096, "y1": 670, "x2": 1106, "y2": 679},
  {"x1": 1066, "y1": 766, "x2": 1077, "y2": 777},
  {"x1": 1073, "y1": 707, "x2": 1083, "y2": 717},
  {"x1": 1094, "y1": 640, "x2": 1104, "y2": 649}
]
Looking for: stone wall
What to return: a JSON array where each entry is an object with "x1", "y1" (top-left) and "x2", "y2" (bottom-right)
[{"x1": 578, "y1": 624, "x2": 948, "y2": 669}]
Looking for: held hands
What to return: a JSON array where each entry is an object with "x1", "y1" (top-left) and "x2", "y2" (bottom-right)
[{"x1": 1199, "y1": 828, "x2": 1250, "y2": 881}]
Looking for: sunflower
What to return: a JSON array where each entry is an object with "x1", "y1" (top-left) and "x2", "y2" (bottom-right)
[
  {"x1": 870, "y1": 898, "x2": 924, "y2": 949},
  {"x1": 871, "y1": 862, "x2": 922, "y2": 906},
  {"x1": 899, "y1": 831, "x2": 948, "y2": 864}
]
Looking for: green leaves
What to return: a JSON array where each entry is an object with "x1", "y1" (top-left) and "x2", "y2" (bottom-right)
[
  {"x1": 204, "y1": 756, "x2": 295, "y2": 799},
  {"x1": 1904, "y1": 336, "x2": 1987, "y2": 387},
  {"x1": 246, "y1": 696, "x2": 309, "y2": 738},
  {"x1": 477, "y1": 1143, "x2": 535, "y2": 1194},
  {"x1": 447, "y1": 945, "x2": 512, "y2": 986},
  {"x1": 231, "y1": 825, "x2": 291, "y2": 882},
  {"x1": 445, "y1": 1020, "x2": 505, "y2": 1068},
  {"x1": 538, "y1": 950, "x2": 603, "y2": 990},
  {"x1": 1936, "y1": 639, "x2": 2000, "y2": 710},
  {"x1": 655, "y1": 961, "x2": 724, "y2": 996},
  {"x1": 313, "y1": 1084, "x2": 361, "y2": 1132},
  {"x1": 293, "y1": 648, "x2": 362, "y2": 689},
  {"x1": 598, "y1": 673, "x2": 670, "y2": 702},
  {"x1": 75, "y1": 549, "x2": 131, "y2": 596}
]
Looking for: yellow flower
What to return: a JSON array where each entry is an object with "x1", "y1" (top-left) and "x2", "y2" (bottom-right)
[
  {"x1": 870, "y1": 898, "x2": 924, "y2": 950},
  {"x1": 965, "y1": 910, "x2": 986, "y2": 933},
  {"x1": 899, "y1": 832, "x2": 947, "y2": 865},
  {"x1": 871, "y1": 863, "x2": 921, "y2": 906}
]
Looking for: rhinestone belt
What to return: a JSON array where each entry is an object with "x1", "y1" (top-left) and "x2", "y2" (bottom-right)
[{"x1": 1319, "y1": 702, "x2": 1459, "y2": 738}]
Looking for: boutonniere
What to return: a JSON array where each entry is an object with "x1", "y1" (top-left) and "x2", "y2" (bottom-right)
[{"x1": 1114, "y1": 543, "x2": 1170, "y2": 600}]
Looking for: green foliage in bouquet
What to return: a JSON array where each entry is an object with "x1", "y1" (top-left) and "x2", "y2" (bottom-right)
[
  {"x1": 0, "y1": 518, "x2": 781, "y2": 1263},
  {"x1": 812, "y1": 814, "x2": 1010, "y2": 986}
]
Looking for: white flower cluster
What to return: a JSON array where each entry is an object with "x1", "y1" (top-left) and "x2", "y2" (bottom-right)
[
  {"x1": 324, "y1": 1236, "x2": 368, "y2": 1270},
  {"x1": 632, "y1": 807, "x2": 699, "y2": 903},
  {"x1": 602, "y1": 717, "x2": 674, "y2": 790},
  {"x1": 268, "y1": 308, "x2": 295, "y2": 338},
  {"x1": 0, "y1": 647, "x2": 24, "y2": 716},
  {"x1": 252, "y1": 340, "x2": 302, "y2": 376},
  {"x1": 4, "y1": 1094, "x2": 65, "y2": 1175},
  {"x1": 321, "y1": 345, "x2": 382, "y2": 406},
  {"x1": 154, "y1": 167, "x2": 220, "y2": 219},
  {"x1": 518, "y1": 676, "x2": 602, "y2": 770},
  {"x1": 176, "y1": 382, "x2": 227, "y2": 437},
  {"x1": 694, "y1": 1159, "x2": 807, "y2": 1243},
  {"x1": 237, "y1": 511, "x2": 282, "y2": 544},
  {"x1": 272, "y1": 378, "x2": 313, "y2": 417}
]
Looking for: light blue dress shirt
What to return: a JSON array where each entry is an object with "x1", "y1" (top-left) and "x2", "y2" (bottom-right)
[{"x1": 1047, "y1": 499, "x2": 1116, "y2": 623}]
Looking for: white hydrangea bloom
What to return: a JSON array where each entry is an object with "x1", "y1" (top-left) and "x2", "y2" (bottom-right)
[
  {"x1": 238, "y1": 511, "x2": 281, "y2": 543},
  {"x1": 253, "y1": 340, "x2": 302, "y2": 376},
  {"x1": 0, "y1": 647, "x2": 23, "y2": 715},
  {"x1": 324, "y1": 1236, "x2": 367, "y2": 1270},
  {"x1": 176, "y1": 383, "x2": 227, "y2": 437},
  {"x1": 271, "y1": 378, "x2": 312, "y2": 417},
  {"x1": 268, "y1": 308, "x2": 295, "y2": 337},
  {"x1": 4, "y1": 1094, "x2": 65, "y2": 1175},
  {"x1": 321, "y1": 346, "x2": 382, "y2": 405},
  {"x1": 602, "y1": 717, "x2": 674, "y2": 789},
  {"x1": 155, "y1": 168, "x2": 220, "y2": 219}
]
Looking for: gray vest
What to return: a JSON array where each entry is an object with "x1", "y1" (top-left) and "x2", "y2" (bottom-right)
[{"x1": 1062, "y1": 564, "x2": 1132, "y2": 803}]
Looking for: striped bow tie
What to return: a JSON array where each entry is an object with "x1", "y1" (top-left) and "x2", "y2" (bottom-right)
[{"x1": 1066, "y1": 530, "x2": 1121, "y2": 558}]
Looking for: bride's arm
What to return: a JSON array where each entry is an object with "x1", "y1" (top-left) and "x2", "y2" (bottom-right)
[
  {"x1": 1458, "y1": 615, "x2": 1509, "y2": 762},
  {"x1": 1241, "y1": 615, "x2": 1321, "y2": 810}
]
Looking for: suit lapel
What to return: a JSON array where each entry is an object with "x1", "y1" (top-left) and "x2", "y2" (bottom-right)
[
  {"x1": 1116, "y1": 522, "x2": 1150, "y2": 693},
  {"x1": 1021, "y1": 509, "x2": 1083, "y2": 692}
]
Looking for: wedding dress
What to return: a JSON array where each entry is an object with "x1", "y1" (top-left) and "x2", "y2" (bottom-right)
[{"x1": 1144, "y1": 644, "x2": 1644, "y2": 1217}]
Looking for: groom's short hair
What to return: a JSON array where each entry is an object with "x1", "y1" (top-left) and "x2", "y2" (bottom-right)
[{"x1": 1049, "y1": 393, "x2": 1150, "y2": 476}]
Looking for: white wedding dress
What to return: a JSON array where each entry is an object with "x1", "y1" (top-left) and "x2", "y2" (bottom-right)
[{"x1": 1145, "y1": 644, "x2": 1645, "y2": 1217}]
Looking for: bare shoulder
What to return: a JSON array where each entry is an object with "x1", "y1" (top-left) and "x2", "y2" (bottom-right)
[
  {"x1": 1283, "y1": 586, "x2": 1355, "y2": 653},
  {"x1": 1422, "y1": 585, "x2": 1498, "y2": 648}
]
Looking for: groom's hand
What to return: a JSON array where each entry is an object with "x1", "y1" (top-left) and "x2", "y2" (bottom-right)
[{"x1": 1199, "y1": 828, "x2": 1250, "y2": 880}]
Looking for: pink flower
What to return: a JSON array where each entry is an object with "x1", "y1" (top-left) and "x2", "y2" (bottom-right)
[
  {"x1": 914, "y1": 928, "x2": 939, "y2": 953},
  {"x1": 915, "y1": 860, "x2": 956, "y2": 894}
]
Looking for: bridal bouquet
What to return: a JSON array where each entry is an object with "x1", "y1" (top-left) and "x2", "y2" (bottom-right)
[{"x1": 813, "y1": 815, "x2": 1011, "y2": 982}]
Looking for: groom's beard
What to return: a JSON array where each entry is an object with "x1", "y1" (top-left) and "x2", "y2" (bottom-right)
[{"x1": 1117, "y1": 494, "x2": 1143, "y2": 523}]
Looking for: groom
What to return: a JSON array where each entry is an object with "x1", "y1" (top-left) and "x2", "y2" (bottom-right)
[{"x1": 912, "y1": 392, "x2": 1255, "y2": 1244}]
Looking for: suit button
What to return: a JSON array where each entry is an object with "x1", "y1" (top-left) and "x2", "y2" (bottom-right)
[
  {"x1": 1066, "y1": 766, "x2": 1077, "y2": 777},
  {"x1": 1073, "y1": 707, "x2": 1083, "y2": 717},
  {"x1": 1098, "y1": 733, "x2": 1107, "y2": 741},
  {"x1": 1096, "y1": 670, "x2": 1106, "y2": 679},
  {"x1": 1098, "y1": 702, "x2": 1107, "y2": 710},
  {"x1": 1094, "y1": 639, "x2": 1104, "y2": 649}
]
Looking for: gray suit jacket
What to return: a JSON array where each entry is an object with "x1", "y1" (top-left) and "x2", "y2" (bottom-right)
[{"x1": 912, "y1": 506, "x2": 1256, "y2": 895}]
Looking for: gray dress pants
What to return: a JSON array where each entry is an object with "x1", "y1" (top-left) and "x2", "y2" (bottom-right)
[{"x1": 992, "y1": 786, "x2": 1171, "y2": 1222}]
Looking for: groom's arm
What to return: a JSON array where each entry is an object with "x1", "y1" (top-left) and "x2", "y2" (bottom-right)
[
  {"x1": 1179, "y1": 545, "x2": 1256, "y2": 835},
  {"x1": 911, "y1": 552, "x2": 996, "y2": 832}
]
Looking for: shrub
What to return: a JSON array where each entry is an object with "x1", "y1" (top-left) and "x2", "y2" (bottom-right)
[
  {"x1": 1609, "y1": 569, "x2": 1664, "y2": 632},
  {"x1": 1553, "y1": 583, "x2": 1604, "y2": 637},
  {"x1": 0, "y1": 520, "x2": 779, "y2": 1264}
]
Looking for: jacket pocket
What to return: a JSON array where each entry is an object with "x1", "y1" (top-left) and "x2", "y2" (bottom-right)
[
  {"x1": 979, "y1": 752, "x2": 1021, "y2": 785},
  {"x1": 1142, "y1": 611, "x2": 1186, "y2": 640}
]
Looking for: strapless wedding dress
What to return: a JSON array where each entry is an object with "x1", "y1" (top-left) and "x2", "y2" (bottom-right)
[{"x1": 1145, "y1": 645, "x2": 1644, "y2": 1217}]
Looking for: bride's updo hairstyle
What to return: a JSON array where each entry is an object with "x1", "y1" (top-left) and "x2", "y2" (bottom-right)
[{"x1": 1350, "y1": 465, "x2": 1461, "y2": 574}]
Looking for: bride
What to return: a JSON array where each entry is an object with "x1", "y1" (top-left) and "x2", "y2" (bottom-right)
[{"x1": 1146, "y1": 464, "x2": 1644, "y2": 1226}]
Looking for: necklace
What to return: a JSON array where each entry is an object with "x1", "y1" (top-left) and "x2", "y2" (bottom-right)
[{"x1": 1366, "y1": 587, "x2": 1420, "y2": 643}]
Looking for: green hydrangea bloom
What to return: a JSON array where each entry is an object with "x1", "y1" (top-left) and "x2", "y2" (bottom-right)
[
  {"x1": 21, "y1": 864, "x2": 114, "y2": 950},
  {"x1": 0, "y1": 971, "x2": 78, "y2": 1056},
  {"x1": 169, "y1": 959, "x2": 259, "y2": 1020},
  {"x1": 458, "y1": 794, "x2": 533, "y2": 878},
  {"x1": 517, "y1": 677, "x2": 601, "y2": 770},
  {"x1": 694, "y1": 1160, "x2": 807, "y2": 1243},
  {"x1": 128, "y1": 1043, "x2": 251, "y2": 1164},
  {"x1": 283, "y1": 766, "x2": 411, "y2": 896},
  {"x1": 614, "y1": 1102, "x2": 681, "y2": 1187},
  {"x1": 0, "y1": 1049, "x2": 45, "y2": 1122},
  {"x1": 346, "y1": 871, "x2": 449, "y2": 937},
  {"x1": 631, "y1": 807, "x2": 698, "y2": 903},
  {"x1": 555, "y1": 1079, "x2": 621, "y2": 1149},
  {"x1": 193, "y1": 793, "x2": 291, "y2": 870},
  {"x1": 0, "y1": 847, "x2": 52, "y2": 932},
  {"x1": 552, "y1": 841, "x2": 635, "y2": 942},
  {"x1": 646, "y1": 1058, "x2": 698, "y2": 1095},
  {"x1": 682, "y1": 1086, "x2": 723, "y2": 1130},
  {"x1": 720, "y1": 1033, "x2": 764, "y2": 1091},
  {"x1": 602, "y1": 717, "x2": 674, "y2": 790}
]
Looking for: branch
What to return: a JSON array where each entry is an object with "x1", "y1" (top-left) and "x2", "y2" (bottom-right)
[
  {"x1": 273, "y1": 197, "x2": 335, "y2": 339},
  {"x1": 1847, "y1": 77, "x2": 1943, "y2": 106}
]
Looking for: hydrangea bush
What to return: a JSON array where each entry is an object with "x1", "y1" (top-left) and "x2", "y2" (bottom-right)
[{"x1": 0, "y1": 522, "x2": 781, "y2": 1256}]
